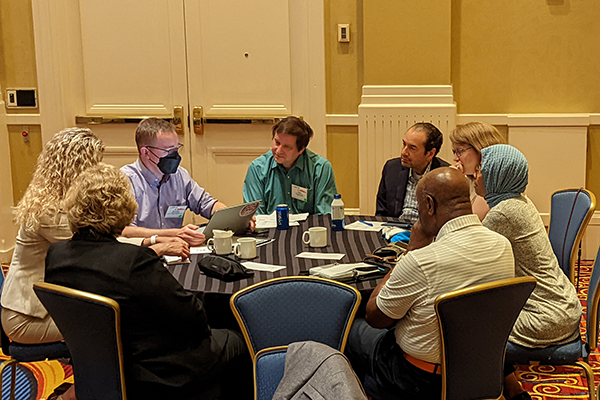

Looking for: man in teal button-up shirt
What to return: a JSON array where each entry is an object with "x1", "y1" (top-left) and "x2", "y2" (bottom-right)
[{"x1": 243, "y1": 116, "x2": 337, "y2": 215}]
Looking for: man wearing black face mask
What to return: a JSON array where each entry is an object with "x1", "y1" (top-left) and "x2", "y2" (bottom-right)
[{"x1": 121, "y1": 118, "x2": 227, "y2": 246}]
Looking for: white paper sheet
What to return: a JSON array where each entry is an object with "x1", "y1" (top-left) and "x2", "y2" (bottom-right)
[
  {"x1": 162, "y1": 255, "x2": 190, "y2": 264},
  {"x1": 290, "y1": 213, "x2": 309, "y2": 222},
  {"x1": 190, "y1": 246, "x2": 211, "y2": 254},
  {"x1": 255, "y1": 212, "x2": 301, "y2": 229},
  {"x1": 242, "y1": 261, "x2": 286, "y2": 272},
  {"x1": 344, "y1": 220, "x2": 386, "y2": 232},
  {"x1": 295, "y1": 252, "x2": 345, "y2": 261}
]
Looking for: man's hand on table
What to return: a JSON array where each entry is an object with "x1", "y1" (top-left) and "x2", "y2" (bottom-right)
[{"x1": 177, "y1": 224, "x2": 207, "y2": 246}]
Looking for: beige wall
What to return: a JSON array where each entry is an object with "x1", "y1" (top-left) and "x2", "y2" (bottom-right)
[
  {"x1": 363, "y1": 0, "x2": 452, "y2": 85},
  {"x1": 453, "y1": 0, "x2": 600, "y2": 114},
  {"x1": 327, "y1": 125, "x2": 359, "y2": 208},
  {"x1": 324, "y1": 0, "x2": 362, "y2": 114},
  {"x1": 325, "y1": 0, "x2": 600, "y2": 204},
  {"x1": 3, "y1": 1, "x2": 600, "y2": 212},
  {"x1": 1, "y1": 0, "x2": 40, "y2": 212}
]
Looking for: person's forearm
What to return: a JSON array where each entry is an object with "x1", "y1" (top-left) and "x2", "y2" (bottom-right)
[
  {"x1": 211, "y1": 201, "x2": 227, "y2": 215},
  {"x1": 121, "y1": 226, "x2": 179, "y2": 238}
]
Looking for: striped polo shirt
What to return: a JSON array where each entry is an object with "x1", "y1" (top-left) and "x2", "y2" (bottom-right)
[{"x1": 377, "y1": 214, "x2": 515, "y2": 364}]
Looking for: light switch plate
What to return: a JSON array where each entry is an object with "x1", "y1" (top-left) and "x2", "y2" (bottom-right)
[{"x1": 338, "y1": 24, "x2": 350, "y2": 43}]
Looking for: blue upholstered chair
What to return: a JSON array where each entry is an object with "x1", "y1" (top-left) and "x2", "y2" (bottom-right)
[
  {"x1": 230, "y1": 276, "x2": 361, "y2": 359},
  {"x1": 548, "y1": 188, "x2": 595, "y2": 284},
  {"x1": 505, "y1": 245, "x2": 600, "y2": 400},
  {"x1": 254, "y1": 346, "x2": 288, "y2": 400},
  {"x1": 33, "y1": 282, "x2": 127, "y2": 400},
  {"x1": 435, "y1": 277, "x2": 536, "y2": 400},
  {"x1": 0, "y1": 273, "x2": 70, "y2": 400}
]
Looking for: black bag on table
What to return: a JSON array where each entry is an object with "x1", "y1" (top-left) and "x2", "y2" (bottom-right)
[{"x1": 198, "y1": 255, "x2": 254, "y2": 282}]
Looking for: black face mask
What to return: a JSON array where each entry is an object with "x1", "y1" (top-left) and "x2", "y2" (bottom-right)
[{"x1": 157, "y1": 151, "x2": 181, "y2": 175}]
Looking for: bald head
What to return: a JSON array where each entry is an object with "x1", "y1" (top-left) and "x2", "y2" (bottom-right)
[{"x1": 416, "y1": 167, "x2": 473, "y2": 236}]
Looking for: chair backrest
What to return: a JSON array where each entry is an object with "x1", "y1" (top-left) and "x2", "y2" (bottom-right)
[
  {"x1": 586, "y1": 245, "x2": 600, "y2": 351},
  {"x1": 33, "y1": 282, "x2": 127, "y2": 400},
  {"x1": 548, "y1": 188, "x2": 596, "y2": 283},
  {"x1": 254, "y1": 346, "x2": 288, "y2": 400},
  {"x1": 230, "y1": 276, "x2": 360, "y2": 358},
  {"x1": 435, "y1": 276, "x2": 536, "y2": 400}
]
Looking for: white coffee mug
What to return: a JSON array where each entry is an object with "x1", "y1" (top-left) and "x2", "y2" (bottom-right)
[
  {"x1": 235, "y1": 237, "x2": 257, "y2": 259},
  {"x1": 302, "y1": 227, "x2": 328, "y2": 248},
  {"x1": 207, "y1": 230, "x2": 234, "y2": 255},
  {"x1": 212, "y1": 229, "x2": 234, "y2": 239}
]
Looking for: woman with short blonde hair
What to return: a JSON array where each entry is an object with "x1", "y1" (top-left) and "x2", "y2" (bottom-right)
[
  {"x1": 65, "y1": 163, "x2": 138, "y2": 236},
  {"x1": 449, "y1": 121, "x2": 506, "y2": 220},
  {"x1": 46, "y1": 164, "x2": 252, "y2": 399},
  {"x1": 2, "y1": 127, "x2": 104, "y2": 344}
]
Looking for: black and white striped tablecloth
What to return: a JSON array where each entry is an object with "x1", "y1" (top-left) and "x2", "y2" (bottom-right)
[{"x1": 167, "y1": 214, "x2": 395, "y2": 294}]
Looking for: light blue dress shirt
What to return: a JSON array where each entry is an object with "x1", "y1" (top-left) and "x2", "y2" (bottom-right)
[{"x1": 121, "y1": 159, "x2": 217, "y2": 229}]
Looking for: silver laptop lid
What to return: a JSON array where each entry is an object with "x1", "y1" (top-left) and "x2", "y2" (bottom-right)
[{"x1": 202, "y1": 200, "x2": 262, "y2": 239}]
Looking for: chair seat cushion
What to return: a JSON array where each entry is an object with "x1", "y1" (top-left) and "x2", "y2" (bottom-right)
[
  {"x1": 505, "y1": 337, "x2": 586, "y2": 365},
  {"x1": 9, "y1": 341, "x2": 70, "y2": 362}
]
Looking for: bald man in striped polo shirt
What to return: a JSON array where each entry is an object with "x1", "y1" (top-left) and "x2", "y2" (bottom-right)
[{"x1": 346, "y1": 167, "x2": 516, "y2": 400}]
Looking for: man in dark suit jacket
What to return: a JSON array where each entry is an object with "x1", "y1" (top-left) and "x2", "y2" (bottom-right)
[{"x1": 376, "y1": 123, "x2": 449, "y2": 220}]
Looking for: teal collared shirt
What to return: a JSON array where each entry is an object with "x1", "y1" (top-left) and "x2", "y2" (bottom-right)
[{"x1": 243, "y1": 149, "x2": 338, "y2": 215}]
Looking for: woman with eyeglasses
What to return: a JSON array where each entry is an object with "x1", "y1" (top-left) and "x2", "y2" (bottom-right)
[
  {"x1": 475, "y1": 144, "x2": 581, "y2": 400},
  {"x1": 449, "y1": 121, "x2": 505, "y2": 220}
]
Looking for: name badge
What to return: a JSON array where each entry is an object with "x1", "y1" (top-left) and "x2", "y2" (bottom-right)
[
  {"x1": 165, "y1": 205, "x2": 187, "y2": 218},
  {"x1": 292, "y1": 184, "x2": 308, "y2": 202}
]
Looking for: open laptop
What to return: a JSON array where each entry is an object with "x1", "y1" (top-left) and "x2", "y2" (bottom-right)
[{"x1": 200, "y1": 200, "x2": 262, "y2": 239}]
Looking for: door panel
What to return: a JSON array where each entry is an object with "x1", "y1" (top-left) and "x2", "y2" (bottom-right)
[
  {"x1": 78, "y1": 0, "x2": 188, "y2": 117},
  {"x1": 186, "y1": 0, "x2": 292, "y2": 116}
]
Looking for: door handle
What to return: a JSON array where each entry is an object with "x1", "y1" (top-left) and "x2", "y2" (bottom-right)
[
  {"x1": 193, "y1": 106, "x2": 203, "y2": 134},
  {"x1": 173, "y1": 105, "x2": 184, "y2": 135}
]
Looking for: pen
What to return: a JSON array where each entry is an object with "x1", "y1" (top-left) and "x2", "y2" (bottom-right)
[
  {"x1": 256, "y1": 238, "x2": 276, "y2": 248},
  {"x1": 359, "y1": 220, "x2": 373, "y2": 227}
]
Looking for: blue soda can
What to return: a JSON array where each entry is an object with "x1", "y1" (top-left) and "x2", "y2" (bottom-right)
[{"x1": 276, "y1": 204, "x2": 289, "y2": 230}]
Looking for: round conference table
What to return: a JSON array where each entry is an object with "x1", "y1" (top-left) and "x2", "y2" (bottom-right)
[
  {"x1": 166, "y1": 214, "x2": 398, "y2": 328},
  {"x1": 166, "y1": 214, "x2": 397, "y2": 295}
]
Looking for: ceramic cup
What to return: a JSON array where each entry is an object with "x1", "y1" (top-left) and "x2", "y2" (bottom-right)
[
  {"x1": 207, "y1": 230, "x2": 234, "y2": 255},
  {"x1": 302, "y1": 227, "x2": 328, "y2": 248},
  {"x1": 235, "y1": 237, "x2": 257, "y2": 259}
]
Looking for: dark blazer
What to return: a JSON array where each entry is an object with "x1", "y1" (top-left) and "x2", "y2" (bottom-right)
[
  {"x1": 45, "y1": 228, "x2": 224, "y2": 399},
  {"x1": 375, "y1": 157, "x2": 449, "y2": 217}
]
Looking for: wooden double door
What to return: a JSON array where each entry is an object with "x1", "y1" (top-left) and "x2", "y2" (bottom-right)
[{"x1": 33, "y1": 0, "x2": 326, "y2": 221}]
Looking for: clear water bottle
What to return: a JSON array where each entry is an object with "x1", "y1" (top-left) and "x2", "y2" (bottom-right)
[{"x1": 331, "y1": 194, "x2": 345, "y2": 231}]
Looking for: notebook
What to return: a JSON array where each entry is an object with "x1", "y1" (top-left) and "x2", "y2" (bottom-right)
[{"x1": 200, "y1": 200, "x2": 262, "y2": 239}]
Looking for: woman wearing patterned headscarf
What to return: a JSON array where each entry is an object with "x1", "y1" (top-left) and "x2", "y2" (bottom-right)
[
  {"x1": 475, "y1": 144, "x2": 582, "y2": 400},
  {"x1": 475, "y1": 144, "x2": 581, "y2": 346}
]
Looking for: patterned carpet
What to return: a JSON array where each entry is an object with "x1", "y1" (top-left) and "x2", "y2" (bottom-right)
[{"x1": 0, "y1": 263, "x2": 597, "y2": 399}]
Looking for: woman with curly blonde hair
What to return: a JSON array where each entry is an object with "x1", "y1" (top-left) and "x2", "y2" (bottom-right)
[{"x1": 1, "y1": 127, "x2": 104, "y2": 344}]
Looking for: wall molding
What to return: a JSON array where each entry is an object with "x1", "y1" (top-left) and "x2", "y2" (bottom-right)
[
  {"x1": 208, "y1": 147, "x2": 269, "y2": 158},
  {"x1": 5, "y1": 113, "x2": 42, "y2": 125},
  {"x1": 326, "y1": 113, "x2": 600, "y2": 127},
  {"x1": 325, "y1": 114, "x2": 358, "y2": 126}
]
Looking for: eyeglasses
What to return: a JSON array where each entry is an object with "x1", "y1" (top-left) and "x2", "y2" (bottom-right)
[
  {"x1": 452, "y1": 146, "x2": 472, "y2": 158},
  {"x1": 146, "y1": 143, "x2": 183, "y2": 156}
]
